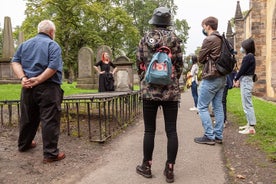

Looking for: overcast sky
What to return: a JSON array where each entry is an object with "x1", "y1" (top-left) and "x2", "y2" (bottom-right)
[
  {"x1": 0, "y1": 0, "x2": 249, "y2": 55},
  {"x1": 175, "y1": 0, "x2": 249, "y2": 55}
]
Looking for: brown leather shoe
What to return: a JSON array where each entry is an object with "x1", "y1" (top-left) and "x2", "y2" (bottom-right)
[{"x1": 43, "y1": 152, "x2": 65, "y2": 164}]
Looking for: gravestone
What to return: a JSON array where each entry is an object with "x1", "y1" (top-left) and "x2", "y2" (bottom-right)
[
  {"x1": 17, "y1": 31, "x2": 24, "y2": 46},
  {"x1": 76, "y1": 47, "x2": 97, "y2": 89},
  {"x1": 2, "y1": 16, "x2": 15, "y2": 59},
  {"x1": 113, "y1": 56, "x2": 133, "y2": 91},
  {"x1": 0, "y1": 16, "x2": 17, "y2": 83}
]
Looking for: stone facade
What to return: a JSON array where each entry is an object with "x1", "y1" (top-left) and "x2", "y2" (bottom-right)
[{"x1": 234, "y1": 0, "x2": 276, "y2": 101}]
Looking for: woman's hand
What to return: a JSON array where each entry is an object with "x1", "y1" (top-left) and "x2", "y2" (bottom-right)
[{"x1": 233, "y1": 80, "x2": 240, "y2": 88}]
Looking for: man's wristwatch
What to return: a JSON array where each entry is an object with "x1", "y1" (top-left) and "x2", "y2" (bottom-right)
[{"x1": 20, "y1": 76, "x2": 27, "y2": 81}]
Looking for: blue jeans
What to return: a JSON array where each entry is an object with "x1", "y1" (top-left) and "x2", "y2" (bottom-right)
[
  {"x1": 240, "y1": 76, "x2": 256, "y2": 125},
  {"x1": 198, "y1": 76, "x2": 226, "y2": 140},
  {"x1": 191, "y1": 81, "x2": 198, "y2": 107}
]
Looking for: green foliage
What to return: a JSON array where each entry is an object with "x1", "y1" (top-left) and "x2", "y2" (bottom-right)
[
  {"x1": 227, "y1": 88, "x2": 276, "y2": 161},
  {"x1": 21, "y1": 0, "x2": 141, "y2": 79},
  {"x1": 2, "y1": 0, "x2": 189, "y2": 81},
  {"x1": 174, "y1": 19, "x2": 190, "y2": 55}
]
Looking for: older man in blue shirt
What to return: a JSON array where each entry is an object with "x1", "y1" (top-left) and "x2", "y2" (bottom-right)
[{"x1": 11, "y1": 20, "x2": 65, "y2": 163}]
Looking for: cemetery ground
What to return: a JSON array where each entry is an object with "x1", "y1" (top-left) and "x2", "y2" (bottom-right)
[{"x1": 0, "y1": 88, "x2": 275, "y2": 184}]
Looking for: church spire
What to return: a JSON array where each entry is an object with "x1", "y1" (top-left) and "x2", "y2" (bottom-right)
[
  {"x1": 226, "y1": 20, "x2": 234, "y2": 46},
  {"x1": 235, "y1": 1, "x2": 243, "y2": 19}
]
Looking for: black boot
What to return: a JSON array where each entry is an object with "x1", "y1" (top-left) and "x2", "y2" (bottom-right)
[
  {"x1": 136, "y1": 161, "x2": 152, "y2": 178},
  {"x1": 164, "y1": 162, "x2": 174, "y2": 183}
]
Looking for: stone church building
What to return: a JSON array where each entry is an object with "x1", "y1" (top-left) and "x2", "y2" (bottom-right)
[{"x1": 229, "y1": 0, "x2": 276, "y2": 101}]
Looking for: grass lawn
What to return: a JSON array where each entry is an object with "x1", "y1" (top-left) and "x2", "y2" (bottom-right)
[
  {"x1": 0, "y1": 82, "x2": 96, "y2": 101},
  {"x1": 227, "y1": 88, "x2": 276, "y2": 161},
  {"x1": 0, "y1": 82, "x2": 141, "y2": 101}
]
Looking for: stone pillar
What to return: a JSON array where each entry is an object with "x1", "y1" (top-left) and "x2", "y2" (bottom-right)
[
  {"x1": 113, "y1": 56, "x2": 133, "y2": 91},
  {"x1": 0, "y1": 16, "x2": 17, "y2": 83},
  {"x1": 76, "y1": 47, "x2": 97, "y2": 89},
  {"x1": 250, "y1": 0, "x2": 267, "y2": 97},
  {"x1": 18, "y1": 31, "x2": 24, "y2": 46},
  {"x1": 2, "y1": 16, "x2": 15, "y2": 60},
  {"x1": 234, "y1": 1, "x2": 245, "y2": 65}
]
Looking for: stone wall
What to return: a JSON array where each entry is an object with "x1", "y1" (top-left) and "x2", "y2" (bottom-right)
[{"x1": 234, "y1": 0, "x2": 276, "y2": 100}]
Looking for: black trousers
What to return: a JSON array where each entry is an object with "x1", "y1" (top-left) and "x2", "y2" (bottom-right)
[
  {"x1": 18, "y1": 82, "x2": 63, "y2": 158},
  {"x1": 222, "y1": 85, "x2": 229, "y2": 122},
  {"x1": 142, "y1": 100, "x2": 179, "y2": 164}
]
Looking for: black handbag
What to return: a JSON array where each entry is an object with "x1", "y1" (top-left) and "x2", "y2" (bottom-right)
[{"x1": 253, "y1": 74, "x2": 258, "y2": 82}]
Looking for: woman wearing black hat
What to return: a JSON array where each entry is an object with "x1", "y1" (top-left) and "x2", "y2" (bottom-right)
[{"x1": 136, "y1": 6, "x2": 183, "y2": 183}]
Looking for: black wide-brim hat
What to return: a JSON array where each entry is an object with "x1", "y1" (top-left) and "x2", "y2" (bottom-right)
[{"x1": 148, "y1": 7, "x2": 172, "y2": 26}]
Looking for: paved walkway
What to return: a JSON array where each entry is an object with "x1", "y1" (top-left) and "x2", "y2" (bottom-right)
[{"x1": 77, "y1": 91, "x2": 226, "y2": 184}]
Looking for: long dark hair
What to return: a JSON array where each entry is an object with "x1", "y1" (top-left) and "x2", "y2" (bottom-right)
[{"x1": 241, "y1": 38, "x2": 255, "y2": 55}]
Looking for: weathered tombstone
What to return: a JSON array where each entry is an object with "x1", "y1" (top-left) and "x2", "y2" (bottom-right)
[
  {"x1": 0, "y1": 16, "x2": 17, "y2": 83},
  {"x1": 76, "y1": 47, "x2": 97, "y2": 89},
  {"x1": 2, "y1": 16, "x2": 15, "y2": 59},
  {"x1": 113, "y1": 56, "x2": 133, "y2": 91},
  {"x1": 17, "y1": 31, "x2": 24, "y2": 46}
]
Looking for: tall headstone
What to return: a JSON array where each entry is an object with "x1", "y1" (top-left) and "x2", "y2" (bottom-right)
[
  {"x1": 113, "y1": 56, "x2": 133, "y2": 91},
  {"x1": 76, "y1": 47, "x2": 97, "y2": 89},
  {"x1": 0, "y1": 16, "x2": 17, "y2": 83},
  {"x1": 17, "y1": 31, "x2": 24, "y2": 46},
  {"x1": 2, "y1": 16, "x2": 15, "y2": 60}
]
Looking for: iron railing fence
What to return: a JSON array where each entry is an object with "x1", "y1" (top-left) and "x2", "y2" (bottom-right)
[{"x1": 0, "y1": 91, "x2": 141, "y2": 142}]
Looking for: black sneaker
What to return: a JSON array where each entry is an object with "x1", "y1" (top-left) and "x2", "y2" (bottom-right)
[
  {"x1": 164, "y1": 162, "x2": 174, "y2": 183},
  {"x1": 136, "y1": 161, "x2": 152, "y2": 178},
  {"x1": 215, "y1": 137, "x2": 223, "y2": 144},
  {"x1": 194, "y1": 135, "x2": 215, "y2": 145}
]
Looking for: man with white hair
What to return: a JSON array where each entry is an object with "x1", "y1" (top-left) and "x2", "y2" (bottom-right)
[{"x1": 11, "y1": 19, "x2": 65, "y2": 163}]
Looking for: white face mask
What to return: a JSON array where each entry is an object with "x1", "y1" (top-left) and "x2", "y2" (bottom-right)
[{"x1": 240, "y1": 47, "x2": 246, "y2": 54}]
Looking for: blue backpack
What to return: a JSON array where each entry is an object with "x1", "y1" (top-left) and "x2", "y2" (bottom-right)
[{"x1": 145, "y1": 46, "x2": 173, "y2": 85}]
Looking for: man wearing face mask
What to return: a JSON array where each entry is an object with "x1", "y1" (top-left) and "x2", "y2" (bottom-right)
[{"x1": 194, "y1": 16, "x2": 226, "y2": 145}]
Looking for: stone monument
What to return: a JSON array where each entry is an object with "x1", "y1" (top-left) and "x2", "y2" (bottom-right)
[
  {"x1": 76, "y1": 47, "x2": 96, "y2": 89},
  {"x1": 0, "y1": 16, "x2": 17, "y2": 83},
  {"x1": 113, "y1": 56, "x2": 133, "y2": 91}
]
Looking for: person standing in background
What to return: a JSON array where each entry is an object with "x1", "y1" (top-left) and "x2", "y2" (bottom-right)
[
  {"x1": 93, "y1": 52, "x2": 117, "y2": 92},
  {"x1": 222, "y1": 71, "x2": 236, "y2": 127},
  {"x1": 233, "y1": 38, "x2": 257, "y2": 134},
  {"x1": 188, "y1": 55, "x2": 199, "y2": 111},
  {"x1": 11, "y1": 20, "x2": 65, "y2": 163}
]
